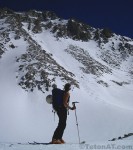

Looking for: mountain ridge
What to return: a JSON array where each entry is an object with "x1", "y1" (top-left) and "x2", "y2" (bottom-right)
[{"x1": 0, "y1": 8, "x2": 133, "y2": 92}]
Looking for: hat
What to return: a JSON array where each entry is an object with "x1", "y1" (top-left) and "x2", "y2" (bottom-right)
[
  {"x1": 64, "y1": 83, "x2": 71, "y2": 91},
  {"x1": 52, "y1": 84, "x2": 57, "y2": 89}
]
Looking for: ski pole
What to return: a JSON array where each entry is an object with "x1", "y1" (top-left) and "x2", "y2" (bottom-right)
[{"x1": 72, "y1": 102, "x2": 80, "y2": 144}]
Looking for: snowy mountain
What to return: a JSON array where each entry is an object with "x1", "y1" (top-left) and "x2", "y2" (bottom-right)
[{"x1": 0, "y1": 8, "x2": 133, "y2": 144}]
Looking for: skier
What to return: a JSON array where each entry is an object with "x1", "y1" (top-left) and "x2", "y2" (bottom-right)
[{"x1": 50, "y1": 83, "x2": 76, "y2": 144}]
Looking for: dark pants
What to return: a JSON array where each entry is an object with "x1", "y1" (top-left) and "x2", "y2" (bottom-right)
[{"x1": 52, "y1": 107, "x2": 67, "y2": 140}]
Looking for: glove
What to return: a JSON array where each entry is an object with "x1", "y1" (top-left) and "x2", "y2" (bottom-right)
[{"x1": 71, "y1": 105, "x2": 76, "y2": 110}]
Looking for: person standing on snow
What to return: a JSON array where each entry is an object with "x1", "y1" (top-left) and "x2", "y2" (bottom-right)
[{"x1": 50, "y1": 83, "x2": 76, "y2": 144}]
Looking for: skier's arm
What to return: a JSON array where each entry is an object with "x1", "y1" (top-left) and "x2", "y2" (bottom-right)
[{"x1": 63, "y1": 93, "x2": 75, "y2": 110}]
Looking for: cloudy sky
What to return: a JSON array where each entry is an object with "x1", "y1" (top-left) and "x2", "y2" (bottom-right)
[{"x1": 0, "y1": 0, "x2": 133, "y2": 39}]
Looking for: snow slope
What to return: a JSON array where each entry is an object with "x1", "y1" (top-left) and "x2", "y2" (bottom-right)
[
  {"x1": 0, "y1": 140, "x2": 133, "y2": 150},
  {"x1": 0, "y1": 10, "x2": 133, "y2": 145}
]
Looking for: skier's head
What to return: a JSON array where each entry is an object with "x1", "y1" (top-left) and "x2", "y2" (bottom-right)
[
  {"x1": 64, "y1": 83, "x2": 71, "y2": 92},
  {"x1": 52, "y1": 84, "x2": 57, "y2": 89}
]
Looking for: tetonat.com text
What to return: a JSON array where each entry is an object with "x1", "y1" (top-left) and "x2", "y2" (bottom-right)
[{"x1": 79, "y1": 144, "x2": 133, "y2": 149}]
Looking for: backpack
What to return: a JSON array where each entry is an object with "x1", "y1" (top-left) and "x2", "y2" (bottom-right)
[{"x1": 52, "y1": 88, "x2": 64, "y2": 110}]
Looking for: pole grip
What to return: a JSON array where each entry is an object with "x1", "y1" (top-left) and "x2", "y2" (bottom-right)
[{"x1": 72, "y1": 101, "x2": 79, "y2": 105}]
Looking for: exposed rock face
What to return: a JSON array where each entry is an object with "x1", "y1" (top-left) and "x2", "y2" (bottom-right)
[
  {"x1": 109, "y1": 133, "x2": 133, "y2": 141},
  {"x1": 66, "y1": 19, "x2": 92, "y2": 41},
  {"x1": 65, "y1": 45, "x2": 111, "y2": 76},
  {"x1": 17, "y1": 43, "x2": 78, "y2": 92}
]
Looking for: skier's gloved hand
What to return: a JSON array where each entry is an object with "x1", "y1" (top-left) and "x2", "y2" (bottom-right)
[{"x1": 71, "y1": 105, "x2": 76, "y2": 110}]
